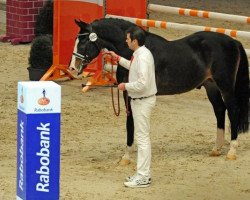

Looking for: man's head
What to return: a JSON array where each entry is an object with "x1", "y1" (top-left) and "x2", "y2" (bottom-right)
[{"x1": 125, "y1": 26, "x2": 146, "y2": 51}]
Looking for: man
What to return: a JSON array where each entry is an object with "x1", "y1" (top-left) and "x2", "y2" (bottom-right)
[{"x1": 107, "y1": 26, "x2": 157, "y2": 188}]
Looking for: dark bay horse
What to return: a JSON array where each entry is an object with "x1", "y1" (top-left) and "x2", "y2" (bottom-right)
[{"x1": 71, "y1": 18, "x2": 249, "y2": 161}]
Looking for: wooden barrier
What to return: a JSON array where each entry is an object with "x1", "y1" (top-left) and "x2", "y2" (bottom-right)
[
  {"x1": 148, "y1": 4, "x2": 250, "y2": 24},
  {"x1": 41, "y1": 0, "x2": 103, "y2": 81},
  {"x1": 106, "y1": 0, "x2": 147, "y2": 18}
]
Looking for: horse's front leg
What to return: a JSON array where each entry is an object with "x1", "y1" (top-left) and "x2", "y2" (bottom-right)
[{"x1": 119, "y1": 94, "x2": 135, "y2": 165}]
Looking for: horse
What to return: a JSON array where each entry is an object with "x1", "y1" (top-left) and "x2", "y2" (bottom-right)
[{"x1": 71, "y1": 17, "x2": 249, "y2": 162}]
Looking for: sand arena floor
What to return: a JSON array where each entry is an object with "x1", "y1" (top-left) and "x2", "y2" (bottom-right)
[{"x1": 0, "y1": 0, "x2": 249, "y2": 199}]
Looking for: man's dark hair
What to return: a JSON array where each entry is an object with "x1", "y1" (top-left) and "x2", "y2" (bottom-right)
[{"x1": 126, "y1": 26, "x2": 146, "y2": 46}]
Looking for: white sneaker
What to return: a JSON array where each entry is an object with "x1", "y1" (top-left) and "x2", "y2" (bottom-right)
[
  {"x1": 125, "y1": 174, "x2": 138, "y2": 182},
  {"x1": 124, "y1": 174, "x2": 151, "y2": 188},
  {"x1": 125, "y1": 174, "x2": 152, "y2": 183}
]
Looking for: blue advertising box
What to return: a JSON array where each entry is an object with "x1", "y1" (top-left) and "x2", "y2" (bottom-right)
[{"x1": 16, "y1": 81, "x2": 61, "y2": 200}]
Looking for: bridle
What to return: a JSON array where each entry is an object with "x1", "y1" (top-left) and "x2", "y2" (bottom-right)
[{"x1": 72, "y1": 32, "x2": 102, "y2": 73}]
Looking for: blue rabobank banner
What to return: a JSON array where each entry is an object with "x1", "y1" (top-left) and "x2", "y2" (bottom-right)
[
  {"x1": 16, "y1": 110, "x2": 27, "y2": 200},
  {"x1": 17, "y1": 81, "x2": 61, "y2": 200}
]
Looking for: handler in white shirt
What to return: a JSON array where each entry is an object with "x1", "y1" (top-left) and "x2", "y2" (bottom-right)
[{"x1": 107, "y1": 26, "x2": 157, "y2": 188}]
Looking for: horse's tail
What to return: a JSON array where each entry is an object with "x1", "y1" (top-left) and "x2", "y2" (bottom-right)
[{"x1": 235, "y1": 42, "x2": 249, "y2": 133}]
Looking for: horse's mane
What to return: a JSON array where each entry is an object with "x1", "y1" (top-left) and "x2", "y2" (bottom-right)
[
  {"x1": 90, "y1": 18, "x2": 168, "y2": 49},
  {"x1": 91, "y1": 18, "x2": 136, "y2": 44}
]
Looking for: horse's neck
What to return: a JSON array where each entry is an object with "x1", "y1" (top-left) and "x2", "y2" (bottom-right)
[
  {"x1": 94, "y1": 19, "x2": 134, "y2": 59},
  {"x1": 98, "y1": 32, "x2": 131, "y2": 59}
]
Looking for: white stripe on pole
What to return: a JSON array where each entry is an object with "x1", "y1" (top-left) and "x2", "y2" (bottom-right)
[
  {"x1": 106, "y1": 14, "x2": 250, "y2": 40},
  {"x1": 148, "y1": 4, "x2": 250, "y2": 25}
]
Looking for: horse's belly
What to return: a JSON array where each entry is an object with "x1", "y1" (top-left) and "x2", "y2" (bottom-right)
[
  {"x1": 156, "y1": 84, "x2": 198, "y2": 95},
  {"x1": 156, "y1": 71, "x2": 205, "y2": 95}
]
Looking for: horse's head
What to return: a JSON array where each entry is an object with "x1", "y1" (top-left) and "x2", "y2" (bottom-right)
[
  {"x1": 71, "y1": 19, "x2": 125, "y2": 75},
  {"x1": 70, "y1": 19, "x2": 102, "y2": 74}
]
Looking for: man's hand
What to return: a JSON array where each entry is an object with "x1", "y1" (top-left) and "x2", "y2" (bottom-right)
[
  {"x1": 105, "y1": 51, "x2": 120, "y2": 61},
  {"x1": 118, "y1": 83, "x2": 126, "y2": 91}
]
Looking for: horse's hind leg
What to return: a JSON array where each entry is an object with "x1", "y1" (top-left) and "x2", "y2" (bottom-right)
[
  {"x1": 212, "y1": 59, "x2": 240, "y2": 160},
  {"x1": 203, "y1": 81, "x2": 226, "y2": 156},
  {"x1": 220, "y1": 91, "x2": 239, "y2": 160}
]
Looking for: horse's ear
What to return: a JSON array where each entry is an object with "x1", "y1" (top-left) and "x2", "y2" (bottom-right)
[{"x1": 74, "y1": 19, "x2": 89, "y2": 30}]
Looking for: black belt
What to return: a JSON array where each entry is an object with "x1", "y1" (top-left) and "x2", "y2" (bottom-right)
[{"x1": 131, "y1": 94, "x2": 155, "y2": 100}]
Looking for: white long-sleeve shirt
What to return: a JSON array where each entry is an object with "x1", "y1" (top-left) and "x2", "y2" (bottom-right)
[{"x1": 119, "y1": 45, "x2": 157, "y2": 99}]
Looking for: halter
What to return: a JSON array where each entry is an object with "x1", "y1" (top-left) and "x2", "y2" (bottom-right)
[{"x1": 72, "y1": 32, "x2": 102, "y2": 73}]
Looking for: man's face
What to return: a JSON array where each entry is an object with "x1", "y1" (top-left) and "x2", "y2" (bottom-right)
[{"x1": 126, "y1": 33, "x2": 136, "y2": 51}]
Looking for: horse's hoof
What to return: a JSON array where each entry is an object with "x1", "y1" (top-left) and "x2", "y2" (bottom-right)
[
  {"x1": 209, "y1": 150, "x2": 221, "y2": 157},
  {"x1": 119, "y1": 158, "x2": 130, "y2": 166},
  {"x1": 226, "y1": 153, "x2": 236, "y2": 160},
  {"x1": 82, "y1": 86, "x2": 90, "y2": 93}
]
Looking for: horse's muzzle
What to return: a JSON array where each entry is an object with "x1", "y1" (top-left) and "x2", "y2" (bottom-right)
[{"x1": 72, "y1": 52, "x2": 90, "y2": 75}]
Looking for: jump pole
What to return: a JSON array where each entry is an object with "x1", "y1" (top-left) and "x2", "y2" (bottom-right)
[
  {"x1": 106, "y1": 14, "x2": 250, "y2": 40},
  {"x1": 148, "y1": 4, "x2": 250, "y2": 25},
  {"x1": 16, "y1": 81, "x2": 61, "y2": 200}
]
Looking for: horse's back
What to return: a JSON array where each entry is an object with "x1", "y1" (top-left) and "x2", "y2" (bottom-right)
[{"x1": 151, "y1": 31, "x2": 241, "y2": 95}]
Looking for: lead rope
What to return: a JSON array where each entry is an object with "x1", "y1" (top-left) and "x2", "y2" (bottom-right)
[
  {"x1": 111, "y1": 83, "x2": 130, "y2": 116},
  {"x1": 110, "y1": 55, "x2": 130, "y2": 117},
  {"x1": 110, "y1": 57, "x2": 120, "y2": 116},
  {"x1": 111, "y1": 86, "x2": 120, "y2": 116}
]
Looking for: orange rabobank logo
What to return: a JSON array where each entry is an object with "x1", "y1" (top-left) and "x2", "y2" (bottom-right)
[{"x1": 38, "y1": 89, "x2": 50, "y2": 106}]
